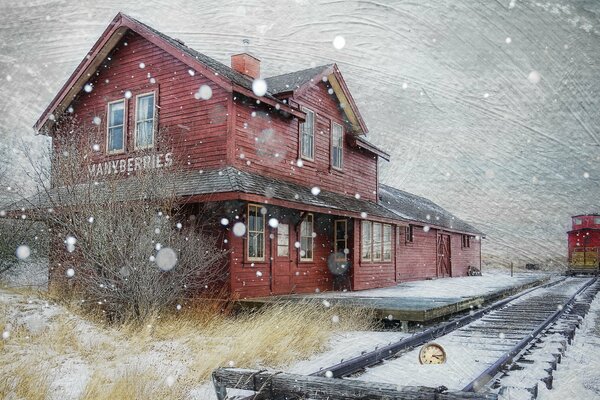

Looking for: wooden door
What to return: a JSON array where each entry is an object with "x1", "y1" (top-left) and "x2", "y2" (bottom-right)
[
  {"x1": 271, "y1": 223, "x2": 293, "y2": 294},
  {"x1": 436, "y1": 233, "x2": 452, "y2": 277}
]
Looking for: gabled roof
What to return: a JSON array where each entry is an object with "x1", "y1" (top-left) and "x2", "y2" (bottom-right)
[
  {"x1": 34, "y1": 12, "x2": 303, "y2": 133},
  {"x1": 265, "y1": 63, "x2": 369, "y2": 136},
  {"x1": 265, "y1": 64, "x2": 333, "y2": 95},
  {"x1": 378, "y1": 184, "x2": 483, "y2": 236}
]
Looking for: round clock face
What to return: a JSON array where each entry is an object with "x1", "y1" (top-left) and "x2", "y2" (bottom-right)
[{"x1": 418, "y1": 343, "x2": 447, "y2": 364}]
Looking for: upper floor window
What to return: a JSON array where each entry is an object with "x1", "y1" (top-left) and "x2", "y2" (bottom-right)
[
  {"x1": 135, "y1": 93, "x2": 156, "y2": 149},
  {"x1": 107, "y1": 100, "x2": 125, "y2": 153},
  {"x1": 300, "y1": 108, "x2": 315, "y2": 160},
  {"x1": 300, "y1": 213, "x2": 314, "y2": 261},
  {"x1": 331, "y1": 122, "x2": 343, "y2": 169},
  {"x1": 247, "y1": 204, "x2": 265, "y2": 261}
]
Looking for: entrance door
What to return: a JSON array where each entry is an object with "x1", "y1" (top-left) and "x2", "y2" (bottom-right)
[
  {"x1": 436, "y1": 233, "x2": 452, "y2": 277},
  {"x1": 271, "y1": 223, "x2": 293, "y2": 294}
]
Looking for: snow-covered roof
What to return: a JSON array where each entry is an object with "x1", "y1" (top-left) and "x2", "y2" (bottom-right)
[{"x1": 378, "y1": 184, "x2": 483, "y2": 236}]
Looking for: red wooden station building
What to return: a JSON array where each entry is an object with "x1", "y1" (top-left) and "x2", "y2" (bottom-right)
[{"x1": 33, "y1": 13, "x2": 483, "y2": 299}]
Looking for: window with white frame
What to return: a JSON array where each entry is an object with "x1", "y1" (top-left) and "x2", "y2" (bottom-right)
[
  {"x1": 300, "y1": 214, "x2": 314, "y2": 261},
  {"x1": 300, "y1": 108, "x2": 315, "y2": 160},
  {"x1": 361, "y1": 221, "x2": 372, "y2": 261},
  {"x1": 107, "y1": 100, "x2": 125, "y2": 153},
  {"x1": 383, "y1": 224, "x2": 392, "y2": 261},
  {"x1": 362, "y1": 222, "x2": 393, "y2": 262},
  {"x1": 331, "y1": 122, "x2": 343, "y2": 169},
  {"x1": 247, "y1": 204, "x2": 265, "y2": 261},
  {"x1": 135, "y1": 93, "x2": 155, "y2": 149},
  {"x1": 372, "y1": 223, "x2": 383, "y2": 261},
  {"x1": 334, "y1": 220, "x2": 348, "y2": 261}
]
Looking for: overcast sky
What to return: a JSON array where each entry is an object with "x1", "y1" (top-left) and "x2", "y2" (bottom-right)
[{"x1": 0, "y1": 0, "x2": 598, "y2": 265}]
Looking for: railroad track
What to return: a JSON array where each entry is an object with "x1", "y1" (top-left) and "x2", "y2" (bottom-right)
[{"x1": 213, "y1": 277, "x2": 599, "y2": 400}]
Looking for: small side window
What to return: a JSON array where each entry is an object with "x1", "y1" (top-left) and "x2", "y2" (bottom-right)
[
  {"x1": 405, "y1": 225, "x2": 414, "y2": 243},
  {"x1": 300, "y1": 108, "x2": 315, "y2": 160},
  {"x1": 135, "y1": 93, "x2": 156, "y2": 149},
  {"x1": 462, "y1": 234, "x2": 471, "y2": 248}
]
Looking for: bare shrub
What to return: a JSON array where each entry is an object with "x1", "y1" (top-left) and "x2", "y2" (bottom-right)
[{"x1": 18, "y1": 116, "x2": 229, "y2": 321}]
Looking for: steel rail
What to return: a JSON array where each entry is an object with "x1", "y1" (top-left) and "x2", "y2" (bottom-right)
[
  {"x1": 461, "y1": 277, "x2": 597, "y2": 392},
  {"x1": 310, "y1": 277, "x2": 564, "y2": 378}
]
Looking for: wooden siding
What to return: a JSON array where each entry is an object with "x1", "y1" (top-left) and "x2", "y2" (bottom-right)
[
  {"x1": 232, "y1": 80, "x2": 379, "y2": 202},
  {"x1": 450, "y1": 233, "x2": 481, "y2": 276},
  {"x1": 396, "y1": 226, "x2": 439, "y2": 281},
  {"x1": 59, "y1": 30, "x2": 230, "y2": 177}
]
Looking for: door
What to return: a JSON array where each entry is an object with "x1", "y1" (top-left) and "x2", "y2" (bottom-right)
[
  {"x1": 271, "y1": 223, "x2": 293, "y2": 294},
  {"x1": 436, "y1": 233, "x2": 452, "y2": 277}
]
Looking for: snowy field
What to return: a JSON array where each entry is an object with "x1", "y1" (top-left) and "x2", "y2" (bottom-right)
[{"x1": 2, "y1": 269, "x2": 598, "y2": 399}]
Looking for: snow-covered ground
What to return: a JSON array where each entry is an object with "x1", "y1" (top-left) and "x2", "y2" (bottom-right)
[{"x1": 2, "y1": 271, "x2": 597, "y2": 399}]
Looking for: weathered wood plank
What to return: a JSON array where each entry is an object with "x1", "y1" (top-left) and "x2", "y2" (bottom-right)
[{"x1": 212, "y1": 368, "x2": 498, "y2": 400}]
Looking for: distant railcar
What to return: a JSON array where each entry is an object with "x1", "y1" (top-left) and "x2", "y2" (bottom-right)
[{"x1": 567, "y1": 214, "x2": 600, "y2": 275}]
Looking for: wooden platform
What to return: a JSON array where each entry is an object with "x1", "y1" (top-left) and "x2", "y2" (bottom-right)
[{"x1": 236, "y1": 274, "x2": 550, "y2": 322}]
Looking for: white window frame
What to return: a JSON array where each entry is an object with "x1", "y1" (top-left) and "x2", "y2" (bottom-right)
[
  {"x1": 247, "y1": 204, "x2": 265, "y2": 262},
  {"x1": 106, "y1": 99, "x2": 126, "y2": 154},
  {"x1": 300, "y1": 213, "x2": 314, "y2": 261},
  {"x1": 300, "y1": 107, "x2": 315, "y2": 160},
  {"x1": 372, "y1": 222, "x2": 383, "y2": 261},
  {"x1": 334, "y1": 220, "x2": 348, "y2": 261},
  {"x1": 361, "y1": 221, "x2": 372, "y2": 261},
  {"x1": 383, "y1": 224, "x2": 392, "y2": 261},
  {"x1": 331, "y1": 122, "x2": 343, "y2": 170},
  {"x1": 134, "y1": 92, "x2": 156, "y2": 150}
]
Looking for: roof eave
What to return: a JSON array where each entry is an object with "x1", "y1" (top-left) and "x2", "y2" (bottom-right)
[{"x1": 353, "y1": 137, "x2": 390, "y2": 161}]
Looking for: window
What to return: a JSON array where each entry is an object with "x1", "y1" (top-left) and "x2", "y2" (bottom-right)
[
  {"x1": 361, "y1": 221, "x2": 393, "y2": 262},
  {"x1": 300, "y1": 108, "x2": 315, "y2": 160},
  {"x1": 247, "y1": 204, "x2": 265, "y2": 261},
  {"x1": 595, "y1": 217, "x2": 600, "y2": 225},
  {"x1": 334, "y1": 220, "x2": 348, "y2": 260},
  {"x1": 462, "y1": 235, "x2": 471, "y2": 248},
  {"x1": 107, "y1": 100, "x2": 125, "y2": 153},
  {"x1": 331, "y1": 122, "x2": 343, "y2": 169},
  {"x1": 373, "y1": 223, "x2": 382, "y2": 261},
  {"x1": 135, "y1": 93, "x2": 155, "y2": 149},
  {"x1": 300, "y1": 214, "x2": 314, "y2": 261},
  {"x1": 405, "y1": 225, "x2": 414, "y2": 243},
  {"x1": 277, "y1": 223, "x2": 289, "y2": 257},
  {"x1": 383, "y1": 225, "x2": 392, "y2": 261},
  {"x1": 574, "y1": 218, "x2": 583, "y2": 225},
  {"x1": 361, "y1": 221, "x2": 372, "y2": 261}
]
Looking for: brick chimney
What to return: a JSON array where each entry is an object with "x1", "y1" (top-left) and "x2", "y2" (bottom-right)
[{"x1": 231, "y1": 53, "x2": 260, "y2": 79}]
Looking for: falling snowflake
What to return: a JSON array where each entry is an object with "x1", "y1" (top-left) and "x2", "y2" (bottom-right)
[
  {"x1": 66, "y1": 268, "x2": 75, "y2": 278},
  {"x1": 195, "y1": 85, "x2": 212, "y2": 100},
  {"x1": 332, "y1": 36, "x2": 346, "y2": 50},
  {"x1": 139, "y1": 62, "x2": 146, "y2": 69},
  {"x1": 311, "y1": 187, "x2": 321, "y2": 195},
  {"x1": 221, "y1": 218, "x2": 229, "y2": 226},
  {"x1": 252, "y1": 79, "x2": 267, "y2": 96},
  {"x1": 155, "y1": 247, "x2": 178, "y2": 271},
  {"x1": 84, "y1": 83, "x2": 93, "y2": 93},
  {"x1": 124, "y1": 90, "x2": 132, "y2": 99},
  {"x1": 233, "y1": 222, "x2": 246, "y2": 237},
  {"x1": 528, "y1": 70, "x2": 541, "y2": 84},
  {"x1": 15, "y1": 245, "x2": 31, "y2": 260},
  {"x1": 268, "y1": 218, "x2": 279, "y2": 228}
]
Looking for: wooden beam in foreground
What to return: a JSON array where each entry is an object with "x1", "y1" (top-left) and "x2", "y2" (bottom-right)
[{"x1": 212, "y1": 368, "x2": 498, "y2": 400}]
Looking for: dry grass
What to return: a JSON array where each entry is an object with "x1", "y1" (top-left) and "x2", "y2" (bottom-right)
[
  {"x1": 0, "y1": 358, "x2": 51, "y2": 400},
  {"x1": 1, "y1": 288, "x2": 375, "y2": 399}
]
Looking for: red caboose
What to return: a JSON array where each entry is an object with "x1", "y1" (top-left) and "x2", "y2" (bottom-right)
[{"x1": 567, "y1": 214, "x2": 600, "y2": 275}]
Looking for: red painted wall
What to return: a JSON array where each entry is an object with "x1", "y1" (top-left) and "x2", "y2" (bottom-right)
[
  {"x1": 396, "y1": 226, "x2": 438, "y2": 281},
  {"x1": 231, "y1": 80, "x2": 379, "y2": 203},
  {"x1": 57, "y1": 30, "x2": 230, "y2": 179},
  {"x1": 450, "y1": 233, "x2": 481, "y2": 276}
]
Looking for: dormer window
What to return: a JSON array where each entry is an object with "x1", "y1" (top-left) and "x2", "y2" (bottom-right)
[
  {"x1": 135, "y1": 93, "x2": 156, "y2": 149},
  {"x1": 300, "y1": 107, "x2": 314, "y2": 160},
  {"x1": 107, "y1": 99, "x2": 125, "y2": 153},
  {"x1": 331, "y1": 122, "x2": 343, "y2": 169}
]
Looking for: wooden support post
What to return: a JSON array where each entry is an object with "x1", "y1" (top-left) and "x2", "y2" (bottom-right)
[{"x1": 212, "y1": 368, "x2": 498, "y2": 400}]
